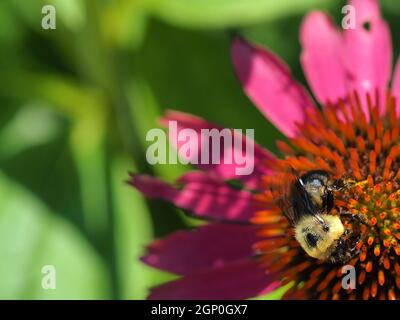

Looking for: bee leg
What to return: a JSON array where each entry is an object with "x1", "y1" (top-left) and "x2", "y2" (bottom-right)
[
  {"x1": 344, "y1": 230, "x2": 362, "y2": 261},
  {"x1": 348, "y1": 241, "x2": 361, "y2": 256},
  {"x1": 329, "y1": 230, "x2": 361, "y2": 264},
  {"x1": 330, "y1": 179, "x2": 346, "y2": 191},
  {"x1": 330, "y1": 178, "x2": 356, "y2": 191},
  {"x1": 339, "y1": 211, "x2": 369, "y2": 226},
  {"x1": 345, "y1": 244, "x2": 361, "y2": 262},
  {"x1": 342, "y1": 241, "x2": 357, "y2": 262},
  {"x1": 329, "y1": 238, "x2": 347, "y2": 264}
]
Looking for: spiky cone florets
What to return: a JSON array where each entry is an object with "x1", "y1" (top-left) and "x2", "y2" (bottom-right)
[{"x1": 252, "y1": 91, "x2": 400, "y2": 300}]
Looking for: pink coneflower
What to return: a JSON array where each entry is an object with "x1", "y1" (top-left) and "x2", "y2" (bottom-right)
[{"x1": 130, "y1": 0, "x2": 400, "y2": 300}]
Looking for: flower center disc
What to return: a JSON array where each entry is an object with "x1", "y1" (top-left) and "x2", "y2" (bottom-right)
[{"x1": 253, "y1": 92, "x2": 400, "y2": 300}]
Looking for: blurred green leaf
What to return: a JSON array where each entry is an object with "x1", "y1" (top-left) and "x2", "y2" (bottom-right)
[
  {"x1": 111, "y1": 156, "x2": 179, "y2": 299},
  {"x1": 0, "y1": 1, "x2": 24, "y2": 46},
  {"x1": 8, "y1": 0, "x2": 47, "y2": 32},
  {"x1": 0, "y1": 172, "x2": 109, "y2": 299},
  {"x1": 148, "y1": 0, "x2": 334, "y2": 29},
  {"x1": 51, "y1": 0, "x2": 85, "y2": 31},
  {"x1": 133, "y1": 20, "x2": 284, "y2": 153},
  {"x1": 111, "y1": 156, "x2": 151, "y2": 299},
  {"x1": 0, "y1": 101, "x2": 61, "y2": 159},
  {"x1": 127, "y1": 78, "x2": 188, "y2": 183},
  {"x1": 382, "y1": 0, "x2": 400, "y2": 14},
  {"x1": 100, "y1": 0, "x2": 148, "y2": 50}
]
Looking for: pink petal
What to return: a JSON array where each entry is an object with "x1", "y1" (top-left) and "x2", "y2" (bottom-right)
[
  {"x1": 148, "y1": 259, "x2": 280, "y2": 300},
  {"x1": 391, "y1": 57, "x2": 400, "y2": 115},
  {"x1": 231, "y1": 37, "x2": 315, "y2": 137},
  {"x1": 343, "y1": 0, "x2": 392, "y2": 113},
  {"x1": 129, "y1": 172, "x2": 257, "y2": 222},
  {"x1": 160, "y1": 110, "x2": 275, "y2": 189},
  {"x1": 142, "y1": 223, "x2": 259, "y2": 275},
  {"x1": 300, "y1": 12, "x2": 348, "y2": 104}
]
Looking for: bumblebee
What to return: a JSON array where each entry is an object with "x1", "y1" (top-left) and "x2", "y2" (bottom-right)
[{"x1": 277, "y1": 170, "x2": 365, "y2": 264}]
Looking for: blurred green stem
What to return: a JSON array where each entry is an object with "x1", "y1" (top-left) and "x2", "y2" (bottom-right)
[{"x1": 72, "y1": 0, "x2": 156, "y2": 298}]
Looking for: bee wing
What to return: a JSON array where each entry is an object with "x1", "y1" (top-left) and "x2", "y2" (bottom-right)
[
  {"x1": 273, "y1": 173, "x2": 299, "y2": 226},
  {"x1": 273, "y1": 172, "x2": 318, "y2": 226}
]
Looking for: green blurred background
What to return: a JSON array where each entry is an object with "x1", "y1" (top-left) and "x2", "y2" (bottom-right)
[{"x1": 1, "y1": 0, "x2": 400, "y2": 299}]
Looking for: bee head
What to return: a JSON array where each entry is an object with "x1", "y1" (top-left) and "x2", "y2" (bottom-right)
[{"x1": 299, "y1": 170, "x2": 334, "y2": 213}]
